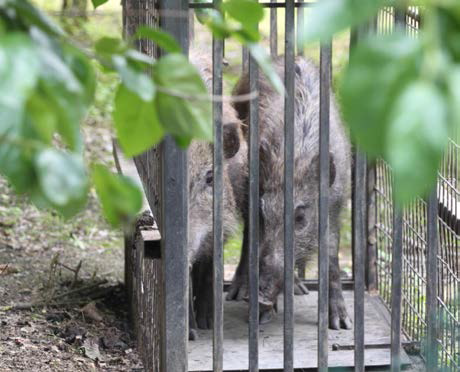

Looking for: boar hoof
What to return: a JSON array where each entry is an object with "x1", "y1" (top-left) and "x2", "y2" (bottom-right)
[
  {"x1": 329, "y1": 299, "x2": 352, "y2": 330},
  {"x1": 258, "y1": 296, "x2": 275, "y2": 324},
  {"x1": 226, "y1": 280, "x2": 248, "y2": 301},
  {"x1": 196, "y1": 312, "x2": 213, "y2": 330},
  {"x1": 189, "y1": 328, "x2": 198, "y2": 341},
  {"x1": 259, "y1": 308, "x2": 274, "y2": 324}
]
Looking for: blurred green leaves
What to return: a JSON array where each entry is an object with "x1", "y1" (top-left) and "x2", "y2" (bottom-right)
[
  {"x1": 247, "y1": 43, "x2": 284, "y2": 95},
  {"x1": 153, "y1": 53, "x2": 213, "y2": 145},
  {"x1": 0, "y1": 1, "x2": 213, "y2": 226},
  {"x1": 91, "y1": 0, "x2": 109, "y2": 9},
  {"x1": 300, "y1": 0, "x2": 460, "y2": 204},
  {"x1": 192, "y1": 0, "x2": 284, "y2": 93},
  {"x1": 341, "y1": 33, "x2": 422, "y2": 158},
  {"x1": 35, "y1": 149, "x2": 89, "y2": 218},
  {"x1": 299, "y1": 0, "x2": 387, "y2": 45},
  {"x1": 339, "y1": 2, "x2": 460, "y2": 205},
  {"x1": 387, "y1": 82, "x2": 448, "y2": 204},
  {"x1": 135, "y1": 26, "x2": 182, "y2": 54},
  {"x1": 0, "y1": 19, "x2": 93, "y2": 215},
  {"x1": 94, "y1": 36, "x2": 212, "y2": 154},
  {"x1": 113, "y1": 84, "x2": 163, "y2": 156},
  {"x1": 92, "y1": 164, "x2": 143, "y2": 227}
]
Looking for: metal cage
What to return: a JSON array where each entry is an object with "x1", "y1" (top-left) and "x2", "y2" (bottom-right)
[
  {"x1": 120, "y1": 1, "x2": 459, "y2": 371},
  {"x1": 373, "y1": 8, "x2": 459, "y2": 371}
]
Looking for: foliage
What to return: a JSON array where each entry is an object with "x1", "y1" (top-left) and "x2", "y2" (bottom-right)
[
  {"x1": 192, "y1": 0, "x2": 284, "y2": 93},
  {"x1": 0, "y1": 0, "x2": 270, "y2": 226},
  {"x1": 5, "y1": 0, "x2": 458, "y2": 223},
  {"x1": 300, "y1": 0, "x2": 460, "y2": 204}
]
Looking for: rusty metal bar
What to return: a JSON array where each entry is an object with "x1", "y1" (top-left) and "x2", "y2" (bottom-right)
[
  {"x1": 318, "y1": 40, "x2": 332, "y2": 371},
  {"x1": 212, "y1": 0, "x2": 224, "y2": 369}
]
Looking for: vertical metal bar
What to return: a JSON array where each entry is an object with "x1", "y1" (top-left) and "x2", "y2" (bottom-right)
[
  {"x1": 390, "y1": 208, "x2": 403, "y2": 372},
  {"x1": 189, "y1": 9, "x2": 195, "y2": 44},
  {"x1": 349, "y1": 28, "x2": 358, "y2": 284},
  {"x1": 242, "y1": 46, "x2": 249, "y2": 73},
  {"x1": 270, "y1": 0, "x2": 278, "y2": 57},
  {"x1": 390, "y1": 10, "x2": 405, "y2": 372},
  {"x1": 366, "y1": 161, "x2": 377, "y2": 292},
  {"x1": 353, "y1": 150, "x2": 366, "y2": 372},
  {"x1": 284, "y1": 0, "x2": 295, "y2": 370},
  {"x1": 297, "y1": 0, "x2": 304, "y2": 56},
  {"x1": 394, "y1": 8, "x2": 406, "y2": 31},
  {"x1": 352, "y1": 19, "x2": 376, "y2": 371},
  {"x1": 212, "y1": 1, "x2": 224, "y2": 370},
  {"x1": 364, "y1": 19, "x2": 378, "y2": 296},
  {"x1": 158, "y1": 0, "x2": 189, "y2": 371},
  {"x1": 426, "y1": 189, "x2": 439, "y2": 370},
  {"x1": 248, "y1": 21, "x2": 260, "y2": 372},
  {"x1": 318, "y1": 41, "x2": 331, "y2": 372}
]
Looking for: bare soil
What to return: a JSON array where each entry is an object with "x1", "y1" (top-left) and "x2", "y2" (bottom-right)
[{"x1": 0, "y1": 120, "x2": 144, "y2": 370}]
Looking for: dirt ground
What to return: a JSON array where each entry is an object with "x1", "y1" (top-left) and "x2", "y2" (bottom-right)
[
  {"x1": 0, "y1": 117, "x2": 144, "y2": 370},
  {"x1": 0, "y1": 244, "x2": 143, "y2": 371}
]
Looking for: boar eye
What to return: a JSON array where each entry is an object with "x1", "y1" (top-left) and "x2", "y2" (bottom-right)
[
  {"x1": 205, "y1": 170, "x2": 213, "y2": 186},
  {"x1": 295, "y1": 205, "x2": 306, "y2": 225}
]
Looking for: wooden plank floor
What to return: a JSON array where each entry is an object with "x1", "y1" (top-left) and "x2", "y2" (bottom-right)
[{"x1": 188, "y1": 291, "x2": 411, "y2": 371}]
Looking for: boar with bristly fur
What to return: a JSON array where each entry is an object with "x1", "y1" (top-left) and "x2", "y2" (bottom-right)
[
  {"x1": 187, "y1": 50, "x2": 247, "y2": 335},
  {"x1": 228, "y1": 56, "x2": 352, "y2": 330}
]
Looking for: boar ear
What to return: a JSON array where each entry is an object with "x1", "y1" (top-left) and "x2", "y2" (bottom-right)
[
  {"x1": 310, "y1": 152, "x2": 336, "y2": 187},
  {"x1": 223, "y1": 122, "x2": 241, "y2": 159}
]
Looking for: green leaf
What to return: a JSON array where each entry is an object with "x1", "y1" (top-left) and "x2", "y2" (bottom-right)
[
  {"x1": 436, "y1": 6, "x2": 460, "y2": 63},
  {"x1": 173, "y1": 135, "x2": 193, "y2": 149},
  {"x1": 203, "y1": 11, "x2": 233, "y2": 39},
  {"x1": 112, "y1": 55, "x2": 155, "y2": 101},
  {"x1": 92, "y1": 164, "x2": 143, "y2": 227},
  {"x1": 191, "y1": 1, "x2": 233, "y2": 39},
  {"x1": 248, "y1": 43, "x2": 284, "y2": 95},
  {"x1": 95, "y1": 37, "x2": 127, "y2": 57},
  {"x1": 91, "y1": 0, "x2": 109, "y2": 8},
  {"x1": 0, "y1": 33, "x2": 40, "y2": 193},
  {"x1": 299, "y1": 0, "x2": 386, "y2": 45},
  {"x1": 448, "y1": 67, "x2": 460, "y2": 131},
  {"x1": 0, "y1": 33, "x2": 39, "y2": 111},
  {"x1": 35, "y1": 149, "x2": 89, "y2": 217},
  {"x1": 11, "y1": 0, "x2": 64, "y2": 36},
  {"x1": 36, "y1": 44, "x2": 94, "y2": 152},
  {"x1": 153, "y1": 53, "x2": 212, "y2": 141},
  {"x1": 135, "y1": 26, "x2": 182, "y2": 53},
  {"x1": 341, "y1": 33, "x2": 422, "y2": 157},
  {"x1": 191, "y1": 0, "x2": 215, "y2": 25},
  {"x1": 26, "y1": 91, "x2": 57, "y2": 144},
  {"x1": 113, "y1": 84, "x2": 164, "y2": 157},
  {"x1": 386, "y1": 81, "x2": 448, "y2": 205},
  {"x1": 0, "y1": 120, "x2": 36, "y2": 194},
  {"x1": 221, "y1": 0, "x2": 264, "y2": 29},
  {"x1": 64, "y1": 46, "x2": 96, "y2": 106},
  {"x1": 125, "y1": 49, "x2": 155, "y2": 67}
]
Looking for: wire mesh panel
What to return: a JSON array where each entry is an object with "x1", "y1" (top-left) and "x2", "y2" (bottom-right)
[
  {"x1": 437, "y1": 135, "x2": 459, "y2": 370},
  {"x1": 374, "y1": 7, "x2": 460, "y2": 371}
]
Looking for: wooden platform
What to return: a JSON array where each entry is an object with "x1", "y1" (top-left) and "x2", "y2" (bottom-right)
[{"x1": 188, "y1": 291, "x2": 411, "y2": 371}]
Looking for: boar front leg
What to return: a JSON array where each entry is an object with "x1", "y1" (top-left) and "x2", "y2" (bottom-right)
[{"x1": 328, "y1": 208, "x2": 352, "y2": 330}]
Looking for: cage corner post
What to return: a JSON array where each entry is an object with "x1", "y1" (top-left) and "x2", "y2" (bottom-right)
[{"x1": 157, "y1": 0, "x2": 190, "y2": 371}]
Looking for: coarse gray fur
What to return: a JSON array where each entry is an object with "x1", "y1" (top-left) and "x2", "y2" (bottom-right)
[
  {"x1": 228, "y1": 56, "x2": 352, "y2": 330},
  {"x1": 187, "y1": 50, "x2": 245, "y2": 334}
]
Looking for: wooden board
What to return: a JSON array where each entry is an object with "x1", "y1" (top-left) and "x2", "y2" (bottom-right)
[
  {"x1": 112, "y1": 140, "x2": 150, "y2": 210},
  {"x1": 188, "y1": 291, "x2": 411, "y2": 371}
]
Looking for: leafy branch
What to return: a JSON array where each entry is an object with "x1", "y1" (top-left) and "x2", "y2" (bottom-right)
[{"x1": 299, "y1": 0, "x2": 460, "y2": 204}]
